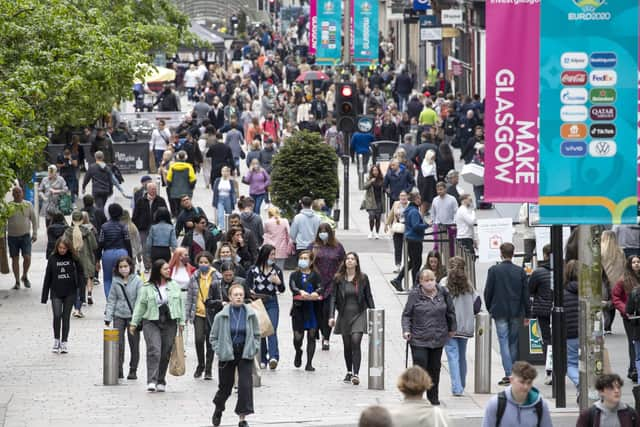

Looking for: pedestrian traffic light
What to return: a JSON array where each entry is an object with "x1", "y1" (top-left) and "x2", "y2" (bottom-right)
[{"x1": 336, "y1": 82, "x2": 357, "y2": 133}]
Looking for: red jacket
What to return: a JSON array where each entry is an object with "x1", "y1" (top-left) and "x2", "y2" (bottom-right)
[{"x1": 612, "y1": 280, "x2": 630, "y2": 317}]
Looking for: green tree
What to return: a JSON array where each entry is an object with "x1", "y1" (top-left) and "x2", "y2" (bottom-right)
[
  {"x1": 0, "y1": 0, "x2": 188, "y2": 223},
  {"x1": 270, "y1": 131, "x2": 339, "y2": 219}
]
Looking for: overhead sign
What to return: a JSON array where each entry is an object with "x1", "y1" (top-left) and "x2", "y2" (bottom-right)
[
  {"x1": 420, "y1": 26, "x2": 442, "y2": 42},
  {"x1": 413, "y1": 0, "x2": 431, "y2": 12},
  {"x1": 484, "y1": 0, "x2": 539, "y2": 203},
  {"x1": 441, "y1": 9, "x2": 463, "y2": 25},
  {"x1": 539, "y1": 0, "x2": 638, "y2": 224}
]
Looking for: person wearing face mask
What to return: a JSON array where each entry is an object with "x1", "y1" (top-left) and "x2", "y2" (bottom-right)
[
  {"x1": 104, "y1": 256, "x2": 143, "y2": 380},
  {"x1": 129, "y1": 260, "x2": 185, "y2": 392},
  {"x1": 328, "y1": 252, "x2": 375, "y2": 386},
  {"x1": 402, "y1": 269, "x2": 456, "y2": 405},
  {"x1": 246, "y1": 244, "x2": 285, "y2": 369},
  {"x1": 310, "y1": 223, "x2": 346, "y2": 351},
  {"x1": 210, "y1": 262, "x2": 250, "y2": 308},
  {"x1": 289, "y1": 250, "x2": 323, "y2": 371},
  {"x1": 186, "y1": 251, "x2": 218, "y2": 380},
  {"x1": 213, "y1": 243, "x2": 247, "y2": 279}
]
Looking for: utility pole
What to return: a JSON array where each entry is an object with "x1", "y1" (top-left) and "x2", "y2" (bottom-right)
[
  {"x1": 550, "y1": 225, "x2": 566, "y2": 407},
  {"x1": 577, "y1": 225, "x2": 604, "y2": 410}
]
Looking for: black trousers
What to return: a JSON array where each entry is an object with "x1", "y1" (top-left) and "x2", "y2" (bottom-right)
[
  {"x1": 213, "y1": 348, "x2": 254, "y2": 416},
  {"x1": 194, "y1": 316, "x2": 214, "y2": 373},
  {"x1": 623, "y1": 318, "x2": 637, "y2": 375},
  {"x1": 537, "y1": 316, "x2": 551, "y2": 370},
  {"x1": 457, "y1": 238, "x2": 474, "y2": 256},
  {"x1": 320, "y1": 299, "x2": 333, "y2": 341},
  {"x1": 411, "y1": 345, "x2": 443, "y2": 403},
  {"x1": 392, "y1": 232, "x2": 404, "y2": 266},
  {"x1": 396, "y1": 239, "x2": 423, "y2": 286},
  {"x1": 51, "y1": 294, "x2": 75, "y2": 341}
]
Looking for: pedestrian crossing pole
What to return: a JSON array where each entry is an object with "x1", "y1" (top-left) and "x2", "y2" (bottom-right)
[{"x1": 550, "y1": 225, "x2": 566, "y2": 407}]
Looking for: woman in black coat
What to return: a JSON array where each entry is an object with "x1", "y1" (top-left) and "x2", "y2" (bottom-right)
[
  {"x1": 328, "y1": 252, "x2": 375, "y2": 386},
  {"x1": 289, "y1": 250, "x2": 323, "y2": 371}
]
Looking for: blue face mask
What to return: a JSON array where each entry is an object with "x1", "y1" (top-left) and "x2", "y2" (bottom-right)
[
  {"x1": 298, "y1": 260, "x2": 310, "y2": 269},
  {"x1": 267, "y1": 259, "x2": 275, "y2": 266},
  {"x1": 199, "y1": 265, "x2": 210, "y2": 273},
  {"x1": 319, "y1": 232, "x2": 329, "y2": 242}
]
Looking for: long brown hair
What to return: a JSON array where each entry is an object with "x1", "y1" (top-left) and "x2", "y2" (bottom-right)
[
  {"x1": 623, "y1": 255, "x2": 640, "y2": 295},
  {"x1": 313, "y1": 222, "x2": 339, "y2": 247},
  {"x1": 368, "y1": 164, "x2": 383, "y2": 185},
  {"x1": 335, "y1": 251, "x2": 363, "y2": 285},
  {"x1": 446, "y1": 256, "x2": 472, "y2": 297}
]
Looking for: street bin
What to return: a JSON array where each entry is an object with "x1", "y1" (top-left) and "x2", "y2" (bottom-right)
[
  {"x1": 367, "y1": 308, "x2": 385, "y2": 390},
  {"x1": 474, "y1": 312, "x2": 492, "y2": 393},
  {"x1": 370, "y1": 141, "x2": 399, "y2": 165},
  {"x1": 103, "y1": 328, "x2": 119, "y2": 385},
  {"x1": 518, "y1": 320, "x2": 546, "y2": 365}
]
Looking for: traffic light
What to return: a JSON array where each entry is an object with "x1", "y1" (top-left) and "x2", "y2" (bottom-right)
[
  {"x1": 269, "y1": 0, "x2": 276, "y2": 13},
  {"x1": 336, "y1": 82, "x2": 357, "y2": 133}
]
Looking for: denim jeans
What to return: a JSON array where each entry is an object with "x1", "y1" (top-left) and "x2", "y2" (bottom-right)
[
  {"x1": 216, "y1": 195, "x2": 233, "y2": 230},
  {"x1": 251, "y1": 193, "x2": 266, "y2": 214},
  {"x1": 445, "y1": 337, "x2": 468, "y2": 395},
  {"x1": 102, "y1": 248, "x2": 128, "y2": 298},
  {"x1": 260, "y1": 296, "x2": 280, "y2": 363},
  {"x1": 495, "y1": 317, "x2": 521, "y2": 376},
  {"x1": 634, "y1": 341, "x2": 640, "y2": 379},
  {"x1": 567, "y1": 337, "x2": 579, "y2": 387}
]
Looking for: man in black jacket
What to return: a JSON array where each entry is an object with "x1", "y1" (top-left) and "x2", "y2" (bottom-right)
[
  {"x1": 82, "y1": 151, "x2": 113, "y2": 212},
  {"x1": 394, "y1": 68, "x2": 414, "y2": 112},
  {"x1": 181, "y1": 215, "x2": 219, "y2": 265},
  {"x1": 132, "y1": 182, "x2": 167, "y2": 271},
  {"x1": 528, "y1": 243, "x2": 553, "y2": 383},
  {"x1": 484, "y1": 242, "x2": 529, "y2": 386}
]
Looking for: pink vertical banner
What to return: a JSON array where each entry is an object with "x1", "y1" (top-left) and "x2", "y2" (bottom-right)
[
  {"x1": 309, "y1": 0, "x2": 317, "y2": 55},
  {"x1": 484, "y1": 1, "x2": 540, "y2": 203}
]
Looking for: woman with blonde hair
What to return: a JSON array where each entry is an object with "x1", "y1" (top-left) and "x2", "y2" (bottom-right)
[
  {"x1": 263, "y1": 206, "x2": 291, "y2": 270},
  {"x1": 64, "y1": 210, "x2": 97, "y2": 317},
  {"x1": 389, "y1": 366, "x2": 451, "y2": 426},
  {"x1": 602, "y1": 229, "x2": 626, "y2": 334}
]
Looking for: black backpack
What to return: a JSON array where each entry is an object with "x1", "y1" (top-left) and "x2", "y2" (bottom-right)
[
  {"x1": 587, "y1": 404, "x2": 637, "y2": 426},
  {"x1": 496, "y1": 391, "x2": 543, "y2": 427}
]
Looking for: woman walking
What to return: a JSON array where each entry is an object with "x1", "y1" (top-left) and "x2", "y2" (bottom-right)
[
  {"x1": 423, "y1": 250, "x2": 447, "y2": 284},
  {"x1": 613, "y1": 255, "x2": 640, "y2": 383},
  {"x1": 98, "y1": 203, "x2": 132, "y2": 298},
  {"x1": 385, "y1": 190, "x2": 409, "y2": 273},
  {"x1": 40, "y1": 164, "x2": 69, "y2": 226},
  {"x1": 104, "y1": 256, "x2": 143, "y2": 380},
  {"x1": 129, "y1": 259, "x2": 185, "y2": 392},
  {"x1": 564, "y1": 260, "x2": 580, "y2": 389},
  {"x1": 186, "y1": 251, "x2": 217, "y2": 380},
  {"x1": 210, "y1": 283, "x2": 260, "y2": 427},
  {"x1": 212, "y1": 166, "x2": 237, "y2": 230},
  {"x1": 328, "y1": 252, "x2": 375, "y2": 385},
  {"x1": 289, "y1": 250, "x2": 323, "y2": 371},
  {"x1": 213, "y1": 242, "x2": 247, "y2": 279},
  {"x1": 402, "y1": 269, "x2": 456, "y2": 405},
  {"x1": 442, "y1": 257, "x2": 481, "y2": 396},
  {"x1": 146, "y1": 207, "x2": 177, "y2": 264},
  {"x1": 263, "y1": 206, "x2": 292, "y2": 270},
  {"x1": 64, "y1": 210, "x2": 97, "y2": 318},
  {"x1": 41, "y1": 237, "x2": 85, "y2": 353},
  {"x1": 310, "y1": 224, "x2": 346, "y2": 351},
  {"x1": 242, "y1": 158, "x2": 270, "y2": 214},
  {"x1": 602, "y1": 230, "x2": 626, "y2": 334},
  {"x1": 246, "y1": 244, "x2": 285, "y2": 369},
  {"x1": 362, "y1": 164, "x2": 384, "y2": 240}
]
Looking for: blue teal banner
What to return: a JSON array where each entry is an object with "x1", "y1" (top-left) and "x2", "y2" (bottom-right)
[
  {"x1": 539, "y1": 0, "x2": 638, "y2": 224},
  {"x1": 352, "y1": 0, "x2": 378, "y2": 65},
  {"x1": 315, "y1": 0, "x2": 342, "y2": 66}
]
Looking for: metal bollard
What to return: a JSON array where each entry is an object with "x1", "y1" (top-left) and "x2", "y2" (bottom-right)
[
  {"x1": 253, "y1": 356, "x2": 261, "y2": 387},
  {"x1": 403, "y1": 238, "x2": 411, "y2": 291},
  {"x1": 103, "y1": 328, "x2": 119, "y2": 385},
  {"x1": 367, "y1": 308, "x2": 385, "y2": 390},
  {"x1": 474, "y1": 312, "x2": 492, "y2": 393},
  {"x1": 224, "y1": 213, "x2": 230, "y2": 232},
  {"x1": 357, "y1": 154, "x2": 365, "y2": 190}
]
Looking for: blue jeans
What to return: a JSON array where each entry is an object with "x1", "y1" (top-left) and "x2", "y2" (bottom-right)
[
  {"x1": 216, "y1": 195, "x2": 233, "y2": 229},
  {"x1": 153, "y1": 150, "x2": 165, "y2": 169},
  {"x1": 445, "y1": 337, "x2": 468, "y2": 394},
  {"x1": 251, "y1": 193, "x2": 266, "y2": 214},
  {"x1": 567, "y1": 337, "x2": 579, "y2": 387},
  {"x1": 102, "y1": 248, "x2": 128, "y2": 298},
  {"x1": 495, "y1": 317, "x2": 521, "y2": 376},
  {"x1": 260, "y1": 296, "x2": 280, "y2": 363}
]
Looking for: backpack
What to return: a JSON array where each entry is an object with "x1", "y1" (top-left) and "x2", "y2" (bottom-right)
[
  {"x1": 111, "y1": 164, "x2": 125, "y2": 184},
  {"x1": 496, "y1": 391, "x2": 543, "y2": 427},
  {"x1": 587, "y1": 404, "x2": 637, "y2": 426}
]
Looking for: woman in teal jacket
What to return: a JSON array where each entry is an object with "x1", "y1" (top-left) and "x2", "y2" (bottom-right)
[
  {"x1": 129, "y1": 259, "x2": 185, "y2": 392},
  {"x1": 209, "y1": 283, "x2": 260, "y2": 427}
]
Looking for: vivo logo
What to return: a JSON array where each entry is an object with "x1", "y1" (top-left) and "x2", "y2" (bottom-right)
[
  {"x1": 589, "y1": 70, "x2": 617, "y2": 87},
  {"x1": 561, "y1": 141, "x2": 587, "y2": 157},
  {"x1": 561, "y1": 88, "x2": 588, "y2": 105},
  {"x1": 589, "y1": 140, "x2": 617, "y2": 157},
  {"x1": 590, "y1": 52, "x2": 617, "y2": 68},
  {"x1": 590, "y1": 106, "x2": 616, "y2": 120},
  {"x1": 560, "y1": 106, "x2": 588, "y2": 122},
  {"x1": 561, "y1": 52, "x2": 588, "y2": 69}
]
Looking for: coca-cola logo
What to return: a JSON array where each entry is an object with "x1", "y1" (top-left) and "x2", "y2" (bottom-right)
[{"x1": 561, "y1": 71, "x2": 587, "y2": 86}]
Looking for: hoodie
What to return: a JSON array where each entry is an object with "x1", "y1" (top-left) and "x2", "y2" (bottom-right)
[
  {"x1": 104, "y1": 274, "x2": 143, "y2": 322},
  {"x1": 290, "y1": 209, "x2": 321, "y2": 250},
  {"x1": 481, "y1": 386, "x2": 553, "y2": 427},
  {"x1": 576, "y1": 401, "x2": 638, "y2": 427},
  {"x1": 240, "y1": 211, "x2": 264, "y2": 246}
]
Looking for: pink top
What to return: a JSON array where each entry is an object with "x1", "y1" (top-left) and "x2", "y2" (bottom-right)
[{"x1": 263, "y1": 217, "x2": 292, "y2": 259}]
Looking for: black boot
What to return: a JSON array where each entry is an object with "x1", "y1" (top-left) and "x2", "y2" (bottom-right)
[
  {"x1": 127, "y1": 369, "x2": 137, "y2": 380},
  {"x1": 212, "y1": 409, "x2": 222, "y2": 426}
]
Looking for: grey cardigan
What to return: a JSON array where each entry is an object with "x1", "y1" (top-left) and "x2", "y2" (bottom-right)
[
  {"x1": 104, "y1": 274, "x2": 144, "y2": 322},
  {"x1": 401, "y1": 285, "x2": 456, "y2": 348},
  {"x1": 210, "y1": 304, "x2": 260, "y2": 361}
]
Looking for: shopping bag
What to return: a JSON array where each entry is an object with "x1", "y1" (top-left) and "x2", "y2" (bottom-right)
[
  {"x1": 169, "y1": 331, "x2": 186, "y2": 376},
  {"x1": 148, "y1": 150, "x2": 157, "y2": 173},
  {"x1": 460, "y1": 162, "x2": 484, "y2": 186},
  {"x1": 250, "y1": 299, "x2": 274, "y2": 338}
]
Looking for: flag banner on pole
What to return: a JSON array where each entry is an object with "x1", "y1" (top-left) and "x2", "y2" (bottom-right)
[
  {"x1": 352, "y1": 0, "x2": 378, "y2": 65},
  {"x1": 315, "y1": 0, "x2": 342, "y2": 65}
]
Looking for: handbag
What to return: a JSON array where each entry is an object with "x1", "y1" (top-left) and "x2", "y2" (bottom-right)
[
  {"x1": 58, "y1": 192, "x2": 73, "y2": 215},
  {"x1": 250, "y1": 299, "x2": 274, "y2": 338},
  {"x1": 391, "y1": 222, "x2": 405, "y2": 234},
  {"x1": 169, "y1": 330, "x2": 186, "y2": 376}
]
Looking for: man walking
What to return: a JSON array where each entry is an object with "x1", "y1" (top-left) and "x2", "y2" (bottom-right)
[
  {"x1": 132, "y1": 181, "x2": 167, "y2": 272},
  {"x1": 484, "y1": 242, "x2": 529, "y2": 386},
  {"x1": 430, "y1": 182, "x2": 458, "y2": 256},
  {"x1": 6, "y1": 187, "x2": 37, "y2": 289},
  {"x1": 82, "y1": 151, "x2": 113, "y2": 212},
  {"x1": 290, "y1": 196, "x2": 321, "y2": 257}
]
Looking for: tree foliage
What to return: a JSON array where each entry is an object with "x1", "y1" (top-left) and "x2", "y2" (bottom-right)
[
  {"x1": 0, "y1": 0, "x2": 188, "y2": 223},
  {"x1": 270, "y1": 131, "x2": 339, "y2": 219}
]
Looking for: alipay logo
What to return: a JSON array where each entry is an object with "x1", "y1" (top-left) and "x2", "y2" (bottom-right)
[{"x1": 561, "y1": 52, "x2": 588, "y2": 70}]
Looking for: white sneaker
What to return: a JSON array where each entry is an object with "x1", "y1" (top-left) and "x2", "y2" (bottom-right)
[
  {"x1": 368, "y1": 232, "x2": 373, "y2": 239},
  {"x1": 393, "y1": 264, "x2": 401, "y2": 273},
  {"x1": 147, "y1": 383, "x2": 156, "y2": 392},
  {"x1": 52, "y1": 339, "x2": 60, "y2": 353},
  {"x1": 374, "y1": 232, "x2": 379, "y2": 239},
  {"x1": 60, "y1": 342, "x2": 68, "y2": 353},
  {"x1": 156, "y1": 383, "x2": 166, "y2": 392}
]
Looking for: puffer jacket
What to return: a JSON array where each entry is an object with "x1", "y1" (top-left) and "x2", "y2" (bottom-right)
[
  {"x1": 528, "y1": 262, "x2": 553, "y2": 318},
  {"x1": 166, "y1": 161, "x2": 196, "y2": 199},
  {"x1": 402, "y1": 285, "x2": 456, "y2": 348},
  {"x1": 105, "y1": 274, "x2": 143, "y2": 322},
  {"x1": 564, "y1": 281, "x2": 579, "y2": 339}
]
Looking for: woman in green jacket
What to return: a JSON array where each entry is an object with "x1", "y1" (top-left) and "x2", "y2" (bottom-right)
[
  {"x1": 129, "y1": 259, "x2": 185, "y2": 392},
  {"x1": 209, "y1": 283, "x2": 260, "y2": 427}
]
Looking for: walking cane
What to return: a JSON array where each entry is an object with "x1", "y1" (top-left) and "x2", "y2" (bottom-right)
[{"x1": 405, "y1": 341, "x2": 409, "y2": 369}]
